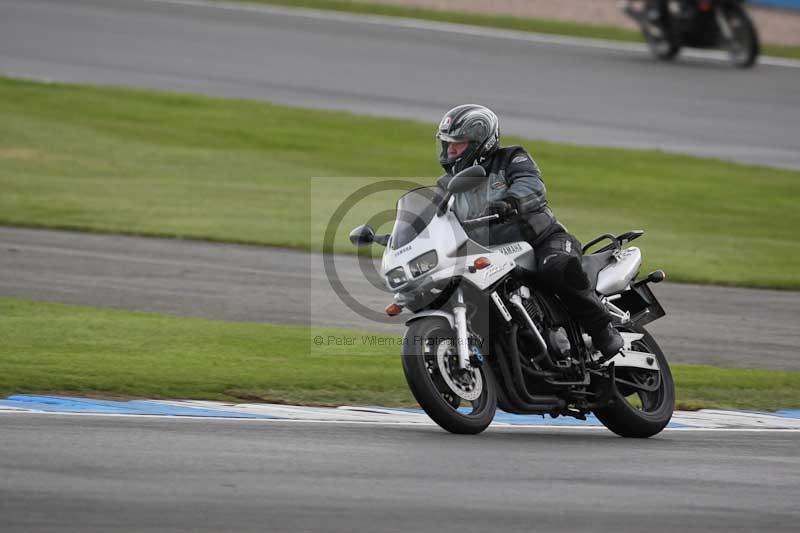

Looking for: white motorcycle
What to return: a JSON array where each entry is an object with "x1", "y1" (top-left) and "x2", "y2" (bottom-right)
[{"x1": 350, "y1": 167, "x2": 674, "y2": 437}]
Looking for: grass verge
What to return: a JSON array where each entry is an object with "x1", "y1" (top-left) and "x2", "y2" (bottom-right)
[
  {"x1": 2, "y1": 77, "x2": 800, "y2": 289},
  {"x1": 1, "y1": 297, "x2": 798, "y2": 412},
  {"x1": 240, "y1": 0, "x2": 800, "y2": 60}
]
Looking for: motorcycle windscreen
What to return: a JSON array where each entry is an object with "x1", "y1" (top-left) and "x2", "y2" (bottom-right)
[{"x1": 390, "y1": 186, "x2": 444, "y2": 250}]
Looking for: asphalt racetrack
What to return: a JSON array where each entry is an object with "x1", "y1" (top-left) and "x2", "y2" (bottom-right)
[
  {"x1": 1, "y1": 0, "x2": 799, "y2": 169},
  {"x1": 1, "y1": 226, "x2": 799, "y2": 370},
  {"x1": 1, "y1": 413, "x2": 799, "y2": 533}
]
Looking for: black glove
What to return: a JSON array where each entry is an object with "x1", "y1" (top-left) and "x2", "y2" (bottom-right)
[{"x1": 481, "y1": 199, "x2": 516, "y2": 218}]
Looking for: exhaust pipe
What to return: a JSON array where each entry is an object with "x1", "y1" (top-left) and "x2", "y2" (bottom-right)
[{"x1": 494, "y1": 325, "x2": 565, "y2": 413}]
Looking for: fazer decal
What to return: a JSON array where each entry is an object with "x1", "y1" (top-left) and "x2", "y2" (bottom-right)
[{"x1": 481, "y1": 263, "x2": 504, "y2": 280}]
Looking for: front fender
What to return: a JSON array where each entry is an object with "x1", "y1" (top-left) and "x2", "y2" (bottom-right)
[{"x1": 405, "y1": 310, "x2": 454, "y2": 329}]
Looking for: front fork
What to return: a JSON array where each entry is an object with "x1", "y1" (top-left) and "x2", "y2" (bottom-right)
[
  {"x1": 714, "y1": 5, "x2": 734, "y2": 42},
  {"x1": 452, "y1": 287, "x2": 472, "y2": 370}
]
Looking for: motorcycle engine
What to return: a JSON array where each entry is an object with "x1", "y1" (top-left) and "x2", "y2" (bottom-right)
[{"x1": 546, "y1": 327, "x2": 572, "y2": 362}]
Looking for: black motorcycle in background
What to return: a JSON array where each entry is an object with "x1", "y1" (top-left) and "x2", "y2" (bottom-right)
[{"x1": 623, "y1": 0, "x2": 761, "y2": 67}]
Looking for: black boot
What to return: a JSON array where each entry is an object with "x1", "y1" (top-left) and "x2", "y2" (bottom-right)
[{"x1": 591, "y1": 323, "x2": 624, "y2": 359}]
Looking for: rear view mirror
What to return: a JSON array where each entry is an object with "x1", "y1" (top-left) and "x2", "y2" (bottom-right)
[{"x1": 349, "y1": 224, "x2": 375, "y2": 246}]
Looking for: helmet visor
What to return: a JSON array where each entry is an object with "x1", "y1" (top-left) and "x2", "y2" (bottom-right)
[
  {"x1": 436, "y1": 132, "x2": 470, "y2": 166},
  {"x1": 437, "y1": 132, "x2": 466, "y2": 143}
]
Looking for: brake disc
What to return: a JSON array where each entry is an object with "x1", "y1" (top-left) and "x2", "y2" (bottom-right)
[{"x1": 436, "y1": 343, "x2": 483, "y2": 401}]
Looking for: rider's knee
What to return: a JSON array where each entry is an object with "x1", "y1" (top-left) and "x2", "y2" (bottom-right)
[
  {"x1": 563, "y1": 256, "x2": 590, "y2": 291},
  {"x1": 539, "y1": 254, "x2": 589, "y2": 292}
]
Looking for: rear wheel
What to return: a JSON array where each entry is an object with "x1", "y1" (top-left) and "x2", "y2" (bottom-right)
[
  {"x1": 644, "y1": 29, "x2": 681, "y2": 61},
  {"x1": 641, "y1": 6, "x2": 680, "y2": 61},
  {"x1": 593, "y1": 326, "x2": 675, "y2": 438},
  {"x1": 402, "y1": 318, "x2": 497, "y2": 434}
]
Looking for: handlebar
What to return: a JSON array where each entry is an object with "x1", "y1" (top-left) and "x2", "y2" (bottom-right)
[
  {"x1": 462, "y1": 213, "x2": 499, "y2": 227},
  {"x1": 462, "y1": 209, "x2": 519, "y2": 229}
]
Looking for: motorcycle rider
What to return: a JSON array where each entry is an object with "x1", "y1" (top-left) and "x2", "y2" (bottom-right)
[
  {"x1": 645, "y1": 0, "x2": 694, "y2": 22},
  {"x1": 434, "y1": 104, "x2": 624, "y2": 359}
]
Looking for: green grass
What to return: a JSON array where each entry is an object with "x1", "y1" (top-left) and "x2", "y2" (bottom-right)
[
  {"x1": 1, "y1": 297, "x2": 798, "y2": 411},
  {"x1": 0, "y1": 297, "x2": 410, "y2": 406},
  {"x1": 2, "y1": 77, "x2": 800, "y2": 289},
  {"x1": 672, "y1": 364, "x2": 800, "y2": 412},
  {"x1": 240, "y1": 0, "x2": 800, "y2": 60},
  {"x1": 764, "y1": 43, "x2": 800, "y2": 59}
]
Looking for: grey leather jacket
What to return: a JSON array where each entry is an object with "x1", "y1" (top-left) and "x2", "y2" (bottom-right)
[{"x1": 436, "y1": 146, "x2": 565, "y2": 247}]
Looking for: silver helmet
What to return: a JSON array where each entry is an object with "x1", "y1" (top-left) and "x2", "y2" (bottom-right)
[{"x1": 436, "y1": 104, "x2": 500, "y2": 174}]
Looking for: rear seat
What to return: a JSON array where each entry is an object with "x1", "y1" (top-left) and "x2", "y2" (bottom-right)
[{"x1": 581, "y1": 250, "x2": 616, "y2": 289}]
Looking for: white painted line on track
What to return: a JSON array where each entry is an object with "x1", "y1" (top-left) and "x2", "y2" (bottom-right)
[
  {"x1": 2, "y1": 410, "x2": 800, "y2": 432},
  {"x1": 145, "y1": 0, "x2": 800, "y2": 69},
  {"x1": 3, "y1": 397, "x2": 800, "y2": 432}
]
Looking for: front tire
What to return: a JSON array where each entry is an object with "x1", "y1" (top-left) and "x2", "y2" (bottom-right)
[
  {"x1": 402, "y1": 318, "x2": 497, "y2": 434},
  {"x1": 593, "y1": 326, "x2": 675, "y2": 438},
  {"x1": 721, "y1": 4, "x2": 760, "y2": 68}
]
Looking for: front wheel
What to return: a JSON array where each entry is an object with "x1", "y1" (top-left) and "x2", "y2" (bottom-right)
[
  {"x1": 402, "y1": 318, "x2": 497, "y2": 434},
  {"x1": 593, "y1": 326, "x2": 675, "y2": 438},
  {"x1": 720, "y1": 4, "x2": 760, "y2": 68}
]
